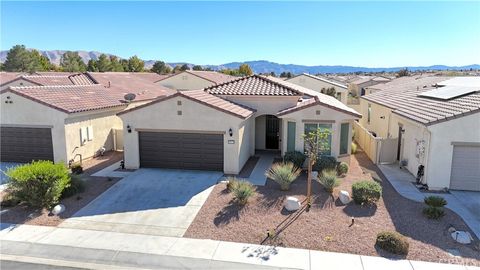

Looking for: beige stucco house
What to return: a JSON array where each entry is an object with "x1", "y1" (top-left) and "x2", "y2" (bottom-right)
[
  {"x1": 119, "y1": 75, "x2": 361, "y2": 174},
  {"x1": 358, "y1": 76, "x2": 480, "y2": 191},
  {"x1": 155, "y1": 70, "x2": 236, "y2": 91},
  {"x1": 286, "y1": 74, "x2": 349, "y2": 105},
  {"x1": 0, "y1": 73, "x2": 173, "y2": 165}
]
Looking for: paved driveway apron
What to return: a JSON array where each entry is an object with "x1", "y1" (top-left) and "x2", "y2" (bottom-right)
[{"x1": 60, "y1": 169, "x2": 223, "y2": 237}]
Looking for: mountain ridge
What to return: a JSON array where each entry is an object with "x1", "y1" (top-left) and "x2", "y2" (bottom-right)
[{"x1": 1, "y1": 49, "x2": 478, "y2": 74}]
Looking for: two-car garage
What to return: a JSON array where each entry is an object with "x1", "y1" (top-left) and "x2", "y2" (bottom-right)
[
  {"x1": 0, "y1": 127, "x2": 54, "y2": 163},
  {"x1": 138, "y1": 131, "x2": 224, "y2": 171}
]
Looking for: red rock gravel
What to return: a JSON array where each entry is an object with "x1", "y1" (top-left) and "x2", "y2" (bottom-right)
[{"x1": 185, "y1": 152, "x2": 480, "y2": 266}]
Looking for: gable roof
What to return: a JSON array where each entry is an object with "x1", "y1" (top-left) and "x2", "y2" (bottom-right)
[
  {"x1": 156, "y1": 70, "x2": 237, "y2": 85},
  {"x1": 288, "y1": 73, "x2": 348, "y2": 89},
  {"x1": 118, "y1": 90, "x2": 255, "y2": 119},
  {"x1": 362, "y1": 76, "x2": 480, "y2": 125},
  {"x1": 0, "y1": 72, "x2": 96, "y2": 87},
  {"x1": 205, "y1": 75, "x2": 303, "y2": 96},
  {"x1": 2, "y1": 85, "x2": 126, "y2": 114},
  {"x1": 277, "y1": 95, "x2": 361, "y2": 118}
]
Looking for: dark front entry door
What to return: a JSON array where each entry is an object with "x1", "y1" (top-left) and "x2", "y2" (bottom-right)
[
  {"x1": 265, "y1": 115, "x2": 279, "y2": 149},
  {"x1": 397, "y1": 125, "x2": 403, "y2": 161}
]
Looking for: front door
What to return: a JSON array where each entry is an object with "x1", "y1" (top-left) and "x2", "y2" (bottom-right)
[
  {"x1": 265, "y1": 115, "x2": 279, "y2": 149},
  {"x1": 397, "y1": 125, "x2": 403, "y2": 161}
]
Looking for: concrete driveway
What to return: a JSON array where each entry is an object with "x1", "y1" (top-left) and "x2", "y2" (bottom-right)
[{"x1": 60, "y1": 169, "x2": 223, "y2": 237}]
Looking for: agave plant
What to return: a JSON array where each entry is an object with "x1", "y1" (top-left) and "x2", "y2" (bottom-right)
[
  {"x1": 265, "y1": 162, "x2": 301, "y2": 191},
  {"x1": 317, "y1": 169, "x2": 340, "y2": 194}
]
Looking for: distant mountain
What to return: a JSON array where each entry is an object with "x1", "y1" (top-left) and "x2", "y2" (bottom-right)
[{"x1": 1, "y1": 49, "x2": 478, "y2": 74}]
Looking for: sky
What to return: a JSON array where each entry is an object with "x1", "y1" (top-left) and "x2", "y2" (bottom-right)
[{"x1": 1, "y1": 1, "x2": 479, "y2": 67}]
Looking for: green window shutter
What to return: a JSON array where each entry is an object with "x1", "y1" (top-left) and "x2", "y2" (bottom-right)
[
  {"x1": 340, "y1": 123, "x2": 349, "y2": 155},
  {"x1": 287, "y1": 122, "x2": 296, "y2": 152}
]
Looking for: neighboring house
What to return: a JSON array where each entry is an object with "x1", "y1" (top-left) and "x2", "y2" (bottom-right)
[
  {"x1": 155, "y1": 70, "x2": 236, "y2": 91},
  {"x1": 358, "y1": 75, "x2": 480, "y2": 191},
  {"x1": 0, "y1": 75, "x2": 173, "y2": 165},
  {"x1": 348, "y1": 76, "x2": 391, "y2": 97},
  {"x1": 118, "y1": 75, "x2": 361, "y2": 174},
  {"x1": 286, "y1": 73, "x2": 348, "y2": 104},
  {"x1": 0, "y1": 73, "x2": 95, "y2": 90}
]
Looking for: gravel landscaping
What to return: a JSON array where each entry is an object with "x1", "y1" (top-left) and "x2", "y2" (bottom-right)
[
  {"x1": 185, "y1": 151, "x2": 480, "y2": 266},
  {"x1": 0, "y1": 175, "x2": 120, "y2": 227}
]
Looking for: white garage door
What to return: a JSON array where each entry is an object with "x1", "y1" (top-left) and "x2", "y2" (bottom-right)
[{"x1": 450, "y1": 145, "x2": 480, "y2": 191}]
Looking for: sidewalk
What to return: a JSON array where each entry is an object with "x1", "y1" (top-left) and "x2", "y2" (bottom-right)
[
  {"x1": 378, "y1": 164, "x2": 480, "y2": 239},
  {"x1": 1, "y1": 223, "x2": 476, "y2": 270},
  {"x1": 248, "y1": 153, "x2": 276, "y2": 186}
]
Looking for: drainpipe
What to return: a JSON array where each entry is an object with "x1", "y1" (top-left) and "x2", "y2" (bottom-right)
[{"x1": 422, "y1": 127, "x2": 432, "y2": 186}]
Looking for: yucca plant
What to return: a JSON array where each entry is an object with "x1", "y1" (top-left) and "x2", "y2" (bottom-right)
[
  {"x1": 233, "y1": 180, "x2": 256, "y2": 205},
  {"x1": 317, "y1": 169, "x2": 340, "y2": 194},
  {"x1": 265, "y1": 162, "x2": 301, "y2": 191}
]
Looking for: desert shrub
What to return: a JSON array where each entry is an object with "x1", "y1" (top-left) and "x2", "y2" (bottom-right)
[
  {"x1": 376, "y1": 231, "x2": 409, "y2": 255},
  {"x1": 225, "y1": 177, "x2": 240, "y2": 192},
  {"x1": 424, "y1": 196, "x2": 447, "y2": 208},
  {"x1": 337, "y1": 162, "x2": 349, "y2": 176},
  {"x1": 5, "y1": 161, "x2": 70, "y2": 209},
  {"x1": 284, "y1": 151, "x2": 306, "y2": 169},
  {"x1": 265, "y1": 162, "x2": 301, "y2": 191},
  {"x1": 0, "y1": 192, "x2": 21, "y2": 207},
  {"x1": 313, "y1": 156, "x2": 337, "y2": 172},
  {"x1": 351, "y1": 142, "x2": 358, "y2": 154},
  {"x1": 61, "y1": 174, "x2": 86, "y2": 199},
  {"x1": 423, "y1": 206, "x2": 445, "y2": 219},
  {"x1": 232, "y1": 180, "x2": 256, "y2": 205},
  {"x1": 70, "y1": 162, "x2": 83, "y2": 174},
  {"x1": 352, "y1": 180, "x2": 382, "y2": 205},
  {"x1": 317, "y1": 169, "x2": 340, "y2": 194}
]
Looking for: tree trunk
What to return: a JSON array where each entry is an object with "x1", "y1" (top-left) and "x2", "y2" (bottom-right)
[{"x1": 307, "y1": 158, "x2": 312, "y2": 205}]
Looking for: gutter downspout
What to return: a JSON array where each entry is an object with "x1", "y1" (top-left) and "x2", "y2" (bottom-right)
[{"x1": 422, "y1": 127, "x2": 432, "y2": 186}]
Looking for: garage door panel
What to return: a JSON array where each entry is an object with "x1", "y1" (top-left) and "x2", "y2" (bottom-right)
[
  {"x1": 450, "y1": 145, "x2": 480, "y2": 191},
  {"x1": 0, "y1": 127, "x2": 54, "y2": 163},
  {"x1": 139, "y1": 132, "x2": 223, "y2": 171}
]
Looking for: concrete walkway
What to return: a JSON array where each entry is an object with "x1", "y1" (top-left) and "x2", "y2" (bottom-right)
[
  {"x1": 1, "y1": 224, "x2": 477, "y2": 270},
  {"x1": 378, "y1": 164, "x2": 480, "y2": 239},
  {"x1": 248, "y1": 153, "x2": 276, "y2": 186},
  {"x1": 91, "y1": 161, "x2": 133, "y2": 178}
]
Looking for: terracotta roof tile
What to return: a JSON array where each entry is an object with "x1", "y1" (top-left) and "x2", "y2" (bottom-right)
[
  {"x1": 205, "y1": 75, "x2": 301, "y2": 96},
  {"x1": 362, "y1": 76, "x2": 480, "y2": 125}
]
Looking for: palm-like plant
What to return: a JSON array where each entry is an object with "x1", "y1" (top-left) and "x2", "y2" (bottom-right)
[
  {"x1": 317, "y1": 169, "x2": 340, "y2": 194},
  {"x1": 265, "y1": 162, "x2": 301, "y2": 191}
]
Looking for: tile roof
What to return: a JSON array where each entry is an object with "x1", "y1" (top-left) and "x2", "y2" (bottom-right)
[
  {"x1": 277, "y1": 96, "x2": 361, "y2": 118},
  {"x1": 0, "y1": 72, "x2": 24, "y2": 85},
  {"x1": 3, "y1": 85, "x2": 126, "y2": 113},
  {"x1": 205, "y1": 75, "x2": 302, "y2": 96},
  {"x1": 362, "y1": 76, "x2": 480, "y2": 125},
  {"x1": 118, "y1": 90, "x2": 255, "y2": 119},
  {"x1": 289, "y1": 73, "x2": 348, "y2": 89},
  {"x1": 86, "y1": 72, "x2": 175, "y2": 101},
  {"x1": 156, "y1": 70, "x2": 237, "y2": 85},
  {"x1": 1, "y1": 73, "x2": 96, "y2": 86}
]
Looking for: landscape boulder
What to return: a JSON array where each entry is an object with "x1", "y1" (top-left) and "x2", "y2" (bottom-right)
[
  {"x1": 339, "y1": 190, "x2": 351, "y2": 204},
  {"x1": 451, "y1": 231, "x2": 472, "y2": 244},
  {"x1": 311, "y1": 171, "x2": 319, "y2": 180},
  {"x1": 284, "y1": 196, "x2": 301, "y2": 211},
  {"x1": 52, "y1": 204, "x2": 65, "y2": 215}
]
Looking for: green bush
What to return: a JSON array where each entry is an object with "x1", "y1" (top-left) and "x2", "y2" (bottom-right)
[
  {"x1": 61, "y1": 174, "x2": 86, "y2": 199},
  {"x1": 376, "y1": 231, "x2": 409, "y2": 255},
  {"x1": 6, "y1": 161, "x2": 70, "y2": 209},
  {"x1": 226, "y1": 177, "x2": 239, "y2": 192},
  {"x1": 284, "y1": 151, "x2": 306, "y2": 169},
  {"x1": 232, "y1": 180, "x2": 256, "y2": 205},
  {"x1": 424, "y1": 196, "x2": 447, "y2": 208},
  {"x1": 351, "y1": 142, "x2": 357, "y2": 154},
  {"x1": 352, "y1": 180, "x2": 382, "y2": 205},
  {"x1": 0, "y1": 192, "x2": 21, "y2": 207},
  {"x1": 313, "y1": 156, "x2": 337, "y2": 172},
  {"x1": 265, "y1": 162, "x2": 301, "y2": 191},
  {"x1": 337, "y1": 162, "x2": 349, "y2": 176},
  {"x1": 423, "y1": 206, "x2": 445, "y2": 219},
  {"x1": 317, "y1": 169, "x2": 340, "y2": 194}
]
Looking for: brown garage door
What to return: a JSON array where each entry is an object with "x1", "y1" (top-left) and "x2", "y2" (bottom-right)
[
  {"x1": 0, "y1": 127, "x2": 54, "y2": 163},
  {"x1": 139, "y1": 131, "x2": 223, "y2": 171},
  {"x1": 450, "y1": 145, "x2": 480, "y2": 191}
]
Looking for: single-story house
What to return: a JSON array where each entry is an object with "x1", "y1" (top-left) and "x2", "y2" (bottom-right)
[
  {"x1": 0, "y1": 74, "x2": 173, "y2": 165},
  {"x1": 347, "y1": 75, "x2": 391, "y2": 96},
  {"x1": 155, "y1": 70, "x2": 236, "y2": 91},
  {"x1": 118, "y1": 75, "x2": 361, "y2": 174},
  {"x1": 358, "y1": 75, "x2": 480, "y2": 191},
  {"x1": 286, "y1": 73, "x2": 349, "y2": 104}
]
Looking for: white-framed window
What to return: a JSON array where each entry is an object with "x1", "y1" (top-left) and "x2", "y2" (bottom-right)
[
  {"x1": 304, "y1": 123, "x2": 332, "y2": 156},
  {"x1": 80, "y1": 126, "x2": 94, "y2": 145}
]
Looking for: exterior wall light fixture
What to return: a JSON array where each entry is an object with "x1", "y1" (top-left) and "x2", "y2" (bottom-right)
[{"x1": 228, "y1": 128, "x2": 233, "y2": 137}]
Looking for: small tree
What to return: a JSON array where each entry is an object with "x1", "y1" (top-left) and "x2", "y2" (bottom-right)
[
  {"x1": 321, "y1": 87, "x2": 336, "y2": 97},
  {"x1": 238, "y1": 64, "x2": 253, "y2": 76},
  {"x1": 397, "y1": 68, "x2": 409, "y2": 77},
  {"x1": 180, "y1": 64, "x2": 189, "y2": 71},
  {"x1": 303, "y1": 128, "x2": 331, "y2": 205},
  {"x1": 192, "y1": 65, "x2": 203, "y2": 71},
  {"x1": 60, "y1": 51, "x2": 87, "y2": 72},
  {"x1": 96, "y1": 54, "x2": 111, "y2": 72},
  {"x1": 127, "y1": 55, "x2": 144, "y2": 72}
]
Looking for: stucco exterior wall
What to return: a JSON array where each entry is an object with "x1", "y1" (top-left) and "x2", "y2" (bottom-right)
[
  {"x1": 238, "y1": 118, "x2": 254, "y2": 170},
  {"x1": 358, "y1": 99, "x2": 393, "y2": 138},
  {"x1": 278, "y1": 105, "x2": 357, "y2": 158},
  {"x1": 0, "y1": 92, "x2": 68, "y2": 163},
  {"x1": 287, "y1": 75, "x2": 348, "y2": 104},
  {"x1": 64, "y1": 109, "x2": 124, "y2": 163},
  {"x1": 221, "y1": 96, "x2": 299, "y2": 116},
  {"x1": 119, "y1": 96, "x2": 248, "y2": 174},
  {"x1": 255, "y1": 115, "x2": 266, "y2": 149},
  {"x1": 426, "y1": 113, "x2": 480, "y2": 190},
  {"x1": 157, "y1": 73, "x2": 214, "y2": 91},
  {"x1": 0, "y1": 79, "x2": 39, "y2": 91}
]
